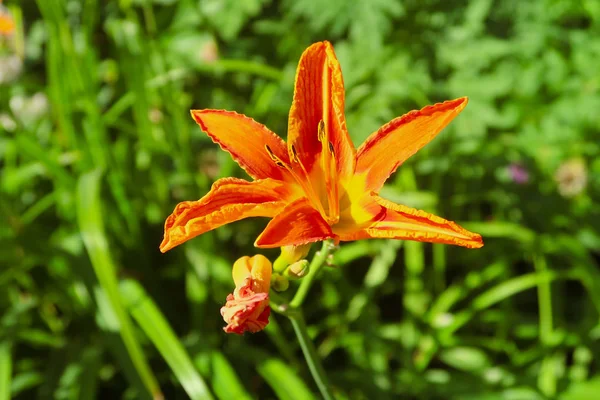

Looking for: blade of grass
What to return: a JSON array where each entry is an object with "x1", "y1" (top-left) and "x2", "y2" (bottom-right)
[
  {"x1": 76, "y1": 169, "x2": 162, "y2": 400},
  {"x1": 15, "y1": 135, "x2": 75, "y2": 188},
  {"x1": 440, "y1": 270, "x2": 576, "y2": 337},
  {"x1": 79, "y1": 348, "x2": 102, "y2": 400},
  {"x1": 119, "y1": 279, "x2": 214, "y2": 400},
  {"x1": 210, "y1": 352, "x2": 252, "y2": 400},
  {"x1": 257, "y1": 358, "x2": 316, "y2": 400},
  {"x1": 0, "y1": 342, "x2": 11, "y2": 400},
  {"x1": 264, "y1": 316, "x2": 298, "y2": 367},
  {"x1": 10, "y1": 372, "x2": 44, "y2": 397}
]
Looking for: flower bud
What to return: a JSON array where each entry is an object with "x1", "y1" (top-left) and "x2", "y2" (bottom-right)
[
  {"x1": 285, "y1": 260, "x2": 309, "y2": 279},
  {"x1": 274, "y1": 244, "x2": 311, "y2": 272},
  {"x1": 271, "y1": 274, "x2": 289, "y2": 292},
  {"x1": 220, "y1": 255, "x2": 272, "y2": 334}
]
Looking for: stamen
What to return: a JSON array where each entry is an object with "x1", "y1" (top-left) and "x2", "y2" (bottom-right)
[
  {"x1": 289, "y1": 144, "x2": 327, "y2": 217},
  {"x1": 317, "y1": 120, "x2": 326, "y2": 142},
  {"x1": 265, "y1": 145, "x2": 287, "y2": 168},
  {"x1": 266, "y1": 144, "x2": 327, "y2": 218},
  {"x1": 326, "y1": 142, "x2": 339, "y2": 224},
  {"x1": 318, "y1": 120, "x2": 340, "y2": 224},
  {"x1": 290, "y1": 145, "x2": 310, "y2": 179},
  {"x1": 290, "y1": 145, "x2": 300, "y2": 162},
  {"x1": 264, "y1": 144, "x2": 276, "y2": 159}
]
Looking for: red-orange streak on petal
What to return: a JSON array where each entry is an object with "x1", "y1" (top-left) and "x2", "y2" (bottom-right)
[
  {"x1": 355, "y1": 97, "x2": 468, "y2": 192},
  {"x1": 254, "y1": 198, "x2": 336, "y2": 248},
  {"x1": 191, "y1": 110, "x2": 291, "y2": 181},
  {"x1": 160, "y1": 178, "x2": 291, "y2": 252},
  {"x1": 287, "y1": 41, "x2": 355, "y2": 178},
  {"x1": 338, "y1": 195, "x2": 483, "y2": 249}
]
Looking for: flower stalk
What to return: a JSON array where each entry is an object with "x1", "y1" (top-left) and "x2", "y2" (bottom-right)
[{"x1": 270, "y1": 240, "x2": 337, "y2": 400}]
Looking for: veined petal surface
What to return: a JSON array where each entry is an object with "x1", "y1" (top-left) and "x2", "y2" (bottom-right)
[
  {"x1": 191, "y1": 110, "x2": 291, "y2": 181},
  {"x1": 161, "y1": 178, "x2": 293, "y2": 252},
  {"x1": 255, "y1": 197, "x2": 336, "y2": 248},
  {"x1": 337, "y1": 194, "x2": 483, "y2": 249},
  {"x1": 356, "y1": 97, "x2": 468, "y2": 192},
  {"x1": 287, "y1": 41, "x2": 355, "y2": 179}
]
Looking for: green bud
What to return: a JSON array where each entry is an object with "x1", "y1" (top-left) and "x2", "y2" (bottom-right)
[
  {"x1": 285, "y1": 260, "x2": 310, "y2": 279},
  {"x1": 273, "y1": 244, "x2": 312, "y2": 273},
  {"x1": 271, "y1": 274, "x2": 289, "y2": 292}
]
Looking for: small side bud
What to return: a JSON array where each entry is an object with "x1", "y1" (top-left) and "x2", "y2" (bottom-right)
[
  {"x1": 282, "y1": 244, "x2": 311, "y2": 263},
  {"x1": 285, "y1": 260, "x2": 310, "y2": 279},
  {"x1": 271, "y1": 274, "x2": 289, "y2": 292},
  {"x1": 274, "y1": 243, "x2": 312, "y2": 272}
]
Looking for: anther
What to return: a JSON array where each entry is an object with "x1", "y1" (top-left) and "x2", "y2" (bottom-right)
[
  {"x1": 265, "y1": 144, "x2": 275, "y2": 158},
  {"x1": 265, "y1": 145, "x2": 286, "y2": 169},
  {"x1": 291, "y1": 145, "x2": 300, "y2": 162},
  {"x1": 328, "y1": 141, "x2": 335, "y2": 156},
  {"x1": 317, "y1": 120, "x2": 326, "y2": 142}
]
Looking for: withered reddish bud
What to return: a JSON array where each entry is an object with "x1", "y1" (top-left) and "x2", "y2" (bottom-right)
[{"x1": 220, "y1": 255, "x2": 272, "y2": 334}]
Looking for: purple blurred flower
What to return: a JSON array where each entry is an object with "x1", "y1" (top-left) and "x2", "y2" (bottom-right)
[{"x1": 508, "y1": 163, "x2": 529, "y2": 184}]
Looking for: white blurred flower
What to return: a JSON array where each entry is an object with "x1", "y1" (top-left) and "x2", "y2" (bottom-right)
[
  {"x1": 0, "y1": 112, "x2": 16, "y2": 131},
  {"x1": 0, "y1": 54, "x2": 22, "y2": 84},
  {"x1": 29, "y1": 92, "x2": 49, "y2": 117},
  {"x1": 9, "y1": 92, "x2": 49, "y2": 124},
  {"x1": 555, "y1": 158, "x2": 587, "y2": 198},
  {"x1": 9, "y1": 93, "x2": 24, "y2": 112},
  {"x1": 148, "y1": 107, "x2": 163, "y2": 124}
]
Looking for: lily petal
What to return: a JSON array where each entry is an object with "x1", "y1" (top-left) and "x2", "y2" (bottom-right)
[
  {"x1": 255, "y1": 198, "x2": 336, "y2": 248},
  {"x1": 287, "y1": 41, "x2": 355, "y2": 178},
  {"x1": 338, "y1": 195, "x2": 483, "y2": 249},
  {"x1": 356, "y1": 97, "x2": 468, "y2": 192},
  {"x1": 191, "y1": 110, "x2": 291, "y2": 181},
  {"x1": 161, "y1": 178, "x2": 293, "y2": 252}
]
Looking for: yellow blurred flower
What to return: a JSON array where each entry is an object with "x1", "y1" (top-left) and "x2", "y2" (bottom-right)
[
  {"x1": 0, "y1": 5, "x2": 14, "y2": 37},
  {"x1": 555, "y1": 158, "x2": 587, "y2": 198}
]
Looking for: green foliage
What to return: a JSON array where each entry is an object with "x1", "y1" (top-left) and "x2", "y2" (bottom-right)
[{"x1": 1, "y1": 0, "x2": 600, "y2": 398}]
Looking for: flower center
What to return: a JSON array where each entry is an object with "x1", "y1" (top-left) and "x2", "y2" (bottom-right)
[{"x1": 264, "y1": 120, "x2": 340, "y2": 225}]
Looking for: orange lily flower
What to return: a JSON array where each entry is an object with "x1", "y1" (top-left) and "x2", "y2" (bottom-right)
[
  {"x1": 160, "y1": 41, "x2": 483, "y2": 252},
  {"x1": 221, "y1": 255, "x2": 272, "y2": 334}
]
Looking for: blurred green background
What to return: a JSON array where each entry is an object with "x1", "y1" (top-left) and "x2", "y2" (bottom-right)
[{"x1": 1, "y1": 0, "x2": 600, "y2": 399}]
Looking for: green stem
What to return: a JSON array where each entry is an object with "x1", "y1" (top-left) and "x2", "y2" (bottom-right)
[
  {"x1": 269, "y1": 240, "x2": 337, "y2": 400},
  {"x1": 290, "y1": 240, "x2": 334, "y2": 308},
  {"x1": 534, "y1": 253, "x2": 556, "y2": 397},
  {"x1": 534, "y1": 253, "x2": 553, "y2": 344},
  {"x1": 289, "y1": 312, "x2": 334, "y2": 400}
]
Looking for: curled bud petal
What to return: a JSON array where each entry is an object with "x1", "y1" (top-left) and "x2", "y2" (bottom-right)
[
  {"x1": 285, "y1": 260, "x2": 310, "y2": 279},
  {"x1": 221, "y1": 255, "x2": 272, "y2": 334},
  {"x1": 274, "y1": 244, "x2": 312, "y2": 272},
  {"x1": 283, "y1": 243, "x2": 311, "y2": 262}
]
